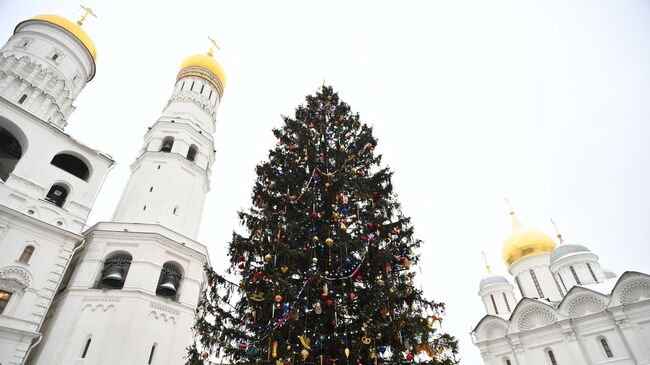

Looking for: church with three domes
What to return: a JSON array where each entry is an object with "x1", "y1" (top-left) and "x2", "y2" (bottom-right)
[
  {"x1": 472, "y1": 210, "x2": 650, "y2": 365},
  {"x1": 0, "y1": 10, "x2": 224, "y2": 364}
]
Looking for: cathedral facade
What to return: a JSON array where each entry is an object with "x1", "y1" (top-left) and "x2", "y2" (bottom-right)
[
  {"x1": 472, "y1": 211, "x2": 650, "y2": 365},
  {"x1": 0, "y1": 12, "x2": 223, "y2": 365}
]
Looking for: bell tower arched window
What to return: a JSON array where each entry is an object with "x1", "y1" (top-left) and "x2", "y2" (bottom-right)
[
  {"x1": 156, "y1": 262, "x2": 183, "y2": 300},
  {"x1": 600, "y1": 338, "x2": 613, "y2": 358},
  {"x1": 160, "y1": 136, "x2": 174, "y2": 153},
  {"x1": 186, "y1": 144, "x2": 197, "y2": 162},
  {"x1": 51, "y1": 153, "x2": 90, "y2": 181},
  {"x1": 45, "y1": 184, "x2": 69, "y2": 207},
  {"x1": 99, "y1": 252, "x2": 133, "y2": 289},
  {"x1": 0, "y1": 126, "x2": 23, "y2": 181},
  {"x1": 18, "y1": 245, "x2": 34, "y2": 264}
]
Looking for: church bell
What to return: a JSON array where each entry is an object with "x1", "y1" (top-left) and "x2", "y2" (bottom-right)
[
  {"x1": 156, "y1": 268, "x2": 181, "y2": 297},
  {"x1": 101, "y1": 264, "x2": 125, "y2": 288}
]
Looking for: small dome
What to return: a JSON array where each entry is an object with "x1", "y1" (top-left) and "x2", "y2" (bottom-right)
[
  {"x1": 549, "y1": 244, "x2": 591, "y2": 264},
  {"x1": 179, "y1": 54, "x2": 227, "y2": 88},
  {"x1": 479, "y1": 275, "x2": 510, "y2": 291},
  {"x1": 30, "y1": 15, "x2": 97, "y2": 61},
  {"x1": 502, "y1": 213, "x2": 556, "y2": 267}
]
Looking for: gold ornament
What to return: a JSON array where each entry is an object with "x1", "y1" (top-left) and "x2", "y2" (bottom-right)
[
  {"x1": 250, "y1": 293, "x2": 264, "y2": 302},
  {"x1": 264, "y1": 254, "x2": 272, "y2": 262},
  {"x1": 314, "y1": 301, "x2": 323, "y2": 314},
  {"x1": 403, "y1": 257, "x2": 411, "y2": 269},
  {"x1": 312, "y1": 236, "x2": 320, "y2": 243},
  {"x1": 340, "y1": 224, "x2": 347, "y2": 231},
  {"x1": 361, "y1": 337, "x2": 372, "y2": 345},
  {"x1": 325, "y1": 238, "x2": 334, "y2": 247},
  {"x1": 312, "y1": 257, "x2": 318, "y2": 264},
  {"x1": 272, "y1": 341, "x2": 278, "y2": 358},
  {"x1": 376, "y1": 279, "x2": 384, "y2": 286},
  {"x1": 275, "y1": 294, "x2": 283, "y2": 302},
  {"x1": 301, "y1": 349, "x2": 309, "y2": 360},
  {"x1": 298, "y1": 334, "x2": 311, "y2": 350},
  {"x1": 344, "y1": 348, "x2": 350, "y2": 358},
  {"x1": 280, "y1": 266, "x2": 288, "y2": 273}
]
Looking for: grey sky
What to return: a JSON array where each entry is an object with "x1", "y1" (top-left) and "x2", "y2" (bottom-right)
[{"x1": 2, "y1": 1, "x2": 650, "y2": 363}]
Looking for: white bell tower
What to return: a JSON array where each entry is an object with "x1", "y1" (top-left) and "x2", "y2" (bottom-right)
[
  {"x1": 0, "y1": 11, "x2": 113, "y2": 365},
  {"x1": 30, "y1": 47, "x2": 225, "y2": 365}
]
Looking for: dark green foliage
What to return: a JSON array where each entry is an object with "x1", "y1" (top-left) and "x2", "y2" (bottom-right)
[{"x1": 187, "y1": 87, "x2": 458, "y2": 365}]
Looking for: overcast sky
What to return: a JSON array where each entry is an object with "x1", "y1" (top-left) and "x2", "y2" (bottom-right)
[{"x1": 3, "y1": 1, "x2": 650, "y2": 363}]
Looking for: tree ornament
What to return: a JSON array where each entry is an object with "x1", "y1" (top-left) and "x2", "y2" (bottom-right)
[
  {"x1": 202, "y1": 351, "x2": 209, "y2": 359},
  {"x1": 325, "y1": 238, "x2": 334, "y2": 247},
  {"x1": 280, "y1": 266, "x2": 288, "y2": 273},
  {"x1": 312, "y1": 236, "x2": 320, "y2": 243},
  {"x1": 314, "y1": 301, "x2": 323, "y2": 314},
  {"x1": 264, "y1": 254, "x2": 272, "y2": 262},
  {"x1": 356, "y1": 275, "x2": 363, "y2": 281},
  {"x1": 298, "y1": 334, "x2": 311, "y2": 350},
  {"x1": 340, "y1": 224, "x2": 347, "y2": 231},
  {"x1": 238, "y1": 263, "x2": 245, "y2": 269},
  {"x1": 275, "y1": 295, "x2": 283, "y2": 303},
  {"x1": 326, "y1": 299, "x2": 333, "y2": 307},
  {"x1": 376, "y1": 279, "x2": 384, "y2": 286},
  {"x1": 344, "y1": 348, "x2": 350, "y2": 358},
  {"x1": 312, "y1": 257, "x2": 318, "y2": 265},
  {"x1": 403, "y1": 257, "x2": 411, "y2": 269},
  {"x1": 406, "y1": 353, "x2": 414, "y2": 361},
  {"x1": 300, "y1": 349, "x2": 309, "y2": 360},
  {"x1": 272, "y1": 341, "x2": 278, "y2": 358},
  {"x1": 361, "y1": 336, "x2": 371, "y2": 345},
  {"x1": 367, "y1": 223, "x2": 374, "y2": 230},
  {"x1": 311, "y1": 211, "x2": 319, "y2": 218}
]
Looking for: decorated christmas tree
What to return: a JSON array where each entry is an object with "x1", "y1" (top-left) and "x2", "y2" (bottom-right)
[{"x1": 187, "y1": 86, "x2": 458, "y2": 365}]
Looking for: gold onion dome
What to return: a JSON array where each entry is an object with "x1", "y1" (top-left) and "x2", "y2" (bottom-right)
[
  {"x1": 30, "y1": 15, "x2": 97, "y2": 61},
  {"x1": 502, "y1": 211, "x2": 556, "y2": 267},
  {"x1": 178, "y1": 52, "x2": 227, "y2": 98}
]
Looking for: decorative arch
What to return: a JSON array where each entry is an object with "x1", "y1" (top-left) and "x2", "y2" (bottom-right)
[
  {"x1": 558, "y1": 287, "x2": 608, "y2": 317},
  {"x1": 0, "y1": 265, "x2": 33, "y2": 291},
  {"x1": 609, "y1": 271, "x2": 650, "y2": 306},
  {"x1": 472, "y1": 315, "x2": 509, "y2": 342},
  {"x1": 508, "y1": 298, "x2": 560, "y2": 333}
]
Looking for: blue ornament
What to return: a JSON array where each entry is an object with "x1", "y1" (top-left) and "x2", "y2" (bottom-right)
[
  {"x1": 342, "y1": 208, "x2": 350, "y2": 215},
  {"x1": 246, "y1": 347, "x2": 257, "y2": 356},
  {"x1": 379, "y1": 346, "x2": 387, "y2": 354},
  {"x1": 279, "y1": 171, "x2": 285, "y2": 177},
  {"x1": 345, "y1": 258, "x2": 352, "y2": 265}
]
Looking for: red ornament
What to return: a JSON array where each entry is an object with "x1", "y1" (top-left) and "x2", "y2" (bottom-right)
[
  {"x1": 356, "y1": 275, "x2": 363, "y2": 281},
  {"x1": 406, "y1": 353, "x2": 414, "y2": 361},
  {"x1": 303, "y1": 247, "x2": 309, "y2": 252},
  {"x1": 289, "y1": 144, "x2": 297, "y2": 152},
  {"x1": 311, "y1": 211, "x2": 319, "y2": 218},
  {"x1": 238, "y1": 263, "x2": 245, "y2": 269},
  {"x1": 330, "y1": 321, "x2": 337, "y2": 327},
  {"x1": 373, "y1": 191, "x2": 379, "y2": 198},
  {"x1": 357, "y1": 171, "x2": 365, "y2": 177},
  {"x1": 367, "y1": 223, "x2": 374, "y2": 230},
  {"x1": 238, "y1": 255, "x2": 245, "y2": 261},
  {"x1": 326, "y1": 299, "x2": 334, "y2": 307},
  {"x1": 356, "y1": 359, "x2": 361, "y2": 364},
  {"x1": 202, "y1": 352, "x2": 209, "y2": 359}
]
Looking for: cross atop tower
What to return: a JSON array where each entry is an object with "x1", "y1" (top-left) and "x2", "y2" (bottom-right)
[
  {"x1": 481, "y1": 251, "x2": 492, "y2": 274},
  {"x1": 77, "y1": 5, "x2": 97, "y2": 26},
  {"x1": 207, "y1": 36, "x2": 220, "y2": 57}
]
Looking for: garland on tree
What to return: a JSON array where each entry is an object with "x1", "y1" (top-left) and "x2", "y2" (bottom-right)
[{"x1": 187, "y1": 86, "x2": 459, "y2": 365}]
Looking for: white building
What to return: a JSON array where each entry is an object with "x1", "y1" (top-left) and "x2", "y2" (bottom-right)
[
  {"x1": 0, "y1": 11, "x2": 226, "y2": 365},
  {"x1": 472, "y1": 210, "x2": 650, "y2": 365}
]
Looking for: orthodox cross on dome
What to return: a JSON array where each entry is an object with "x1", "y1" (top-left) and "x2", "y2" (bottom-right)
[
  {"x1": 505, "y1": 198, "x2": 522, "y2": 229},
  {"x1": 207, "y1": 36, "x2": 220, "y2": 57},
  {"x1": 77, "y1": 5, "x2": 97, "y2": 26},
  {"x1": 550, "y1": 219, "x2": 564, "y2": 244},
  {"x1": 481, "y1": 251, "x2": 492, "y2": 274}
]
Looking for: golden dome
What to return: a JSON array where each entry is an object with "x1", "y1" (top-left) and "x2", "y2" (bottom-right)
[
  {"x1": 502, "y1": 212, "x2": 556, "y2": 267},
  {"x1": 31, "y1": 15, "x2": 97, "y2": 61},
  {"x1": 179, "y1": 54, "x2": 227, "y2": 88}
]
